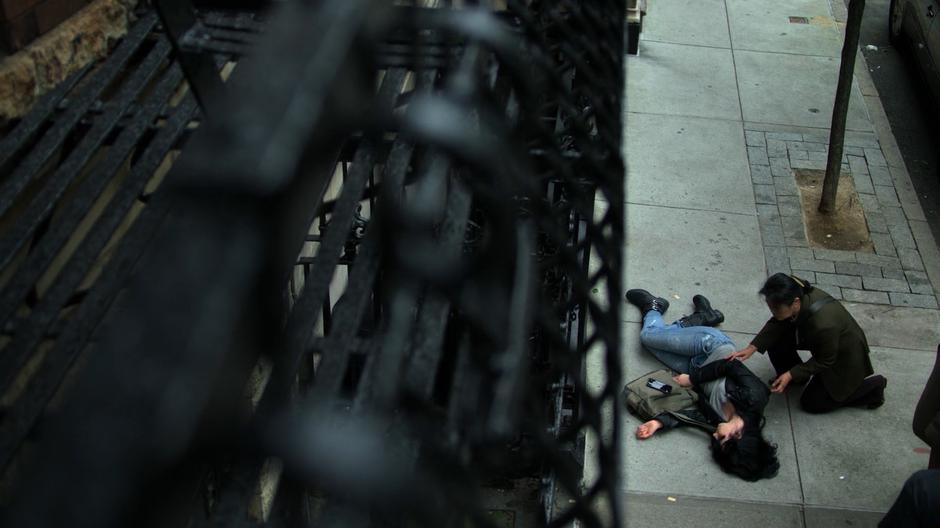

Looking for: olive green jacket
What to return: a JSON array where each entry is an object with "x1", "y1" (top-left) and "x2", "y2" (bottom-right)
[{"x1": 751, "y1": 286, "x2": 874, "y2": 401}]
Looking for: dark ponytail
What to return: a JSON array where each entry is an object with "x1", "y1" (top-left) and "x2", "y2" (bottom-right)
[{"x1": 759, "y1": 273, "x2": 812, "y2": 307}]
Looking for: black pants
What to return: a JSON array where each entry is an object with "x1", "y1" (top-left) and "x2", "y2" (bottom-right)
[
  {"x1": 879, "y1": 469, "x2": 940, "y2": 527},
  {"x1": 913, "y1": 345, "x2": 940, "y2": 469},
  {"x1": 767, "y1": 340, "x2": 882, "y2": 414}
]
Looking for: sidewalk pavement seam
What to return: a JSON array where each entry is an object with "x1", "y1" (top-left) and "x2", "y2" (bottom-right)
[
  {"x1": 733, "y1": 47, "x2": 850, "y2": 60},
  {"x1": 623, "y1": 201, "x2": 756, "y2": 218},
  {"x1": 721, "y1": 0, "x2": 747, "y2": 127},
  {"x1": 744, "y1": 120, "x2": 878, "y2": 137},
  {"x1": 745, "y1": 119, "x2": 876, "y2": 134},
  {"x1": 624, "y1": 490, "x2": 805, "y2": 508},
  {"x1": 866, "y1": 343, "x2": 940, "y2": 355},
  {"x1": 625, "y1": 490, "x2": 890, "y2": 514},
  {"x1": 785, "y1": 391, "x2": 808, "y2": 508},
  {"x1": 625, "y1": 109, "x2": 745, "y2": 126},
  {"x1": 637, "y1": 39, "x2": 731, "y2": 52}
]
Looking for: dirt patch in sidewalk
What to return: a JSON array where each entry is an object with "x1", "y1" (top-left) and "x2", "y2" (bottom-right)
[{"x1": 794, "y1": 169, "x2": 874, "y2": 252}]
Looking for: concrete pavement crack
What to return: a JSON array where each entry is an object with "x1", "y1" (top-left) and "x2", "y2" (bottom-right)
[{"x1": 785, "y1": 389, "x2": 809, "y2": 521}]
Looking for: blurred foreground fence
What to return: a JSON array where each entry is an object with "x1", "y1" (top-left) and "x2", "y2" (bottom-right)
[{"x1": 0, "y1": 1, "x2": 625, "y2": 526}]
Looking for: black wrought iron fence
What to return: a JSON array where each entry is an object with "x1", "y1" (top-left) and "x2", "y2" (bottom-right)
[{"x1": 0, "y1": 1, "x2": 625, "y2": 526}]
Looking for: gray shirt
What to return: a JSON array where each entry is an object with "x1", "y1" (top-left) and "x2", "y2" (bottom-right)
[{"x1": 700, "y1": 343, "x2": 736, "y2": 420}]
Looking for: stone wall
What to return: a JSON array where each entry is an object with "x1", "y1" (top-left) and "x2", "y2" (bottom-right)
[
  {"x1": 0, "y1": 0, "x2": 137, "y2": 122},
  {"x1": 2, "y1": 0, "x2": 94, "y2": 52}
]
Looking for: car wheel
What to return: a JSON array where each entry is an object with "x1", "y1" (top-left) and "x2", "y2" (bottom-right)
[{"x1": 888, "y1": 0, "x2": 904, "y2": 45}]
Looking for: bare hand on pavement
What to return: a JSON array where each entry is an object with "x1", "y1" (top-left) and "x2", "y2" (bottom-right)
[{"x1": 635, "y1": 419, "x2": 663, "y2": 439}]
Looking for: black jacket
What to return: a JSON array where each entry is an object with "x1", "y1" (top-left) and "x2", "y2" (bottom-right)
[
  {"x1": 655, "y1": 359, "x2": 770, "y2": 430},
  {"x1": 751, "y1": 285, "x2": 873, "y2": 401}
]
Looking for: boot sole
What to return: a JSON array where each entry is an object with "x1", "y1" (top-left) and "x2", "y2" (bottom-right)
[{"x1": 866, "y1": 376, "x2": 888, "y2": 409}]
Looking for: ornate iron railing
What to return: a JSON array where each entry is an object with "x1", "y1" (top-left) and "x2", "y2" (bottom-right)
[{"x1": 0, "y1": 1, "x2": 625, "y2": 526}]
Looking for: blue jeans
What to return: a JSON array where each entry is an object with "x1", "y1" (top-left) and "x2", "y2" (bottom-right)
[{"x1": 640, "y1": 311, "x2": 735, "y2": 373}]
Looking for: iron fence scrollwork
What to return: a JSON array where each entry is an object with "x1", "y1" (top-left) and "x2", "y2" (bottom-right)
[{"x1": 0, "y1": 1, "x2": 626, "y2": 526}]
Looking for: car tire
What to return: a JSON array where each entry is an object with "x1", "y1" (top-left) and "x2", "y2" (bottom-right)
[{"x1": 888, "y1": 0, "x2": 904, "y2": 45}]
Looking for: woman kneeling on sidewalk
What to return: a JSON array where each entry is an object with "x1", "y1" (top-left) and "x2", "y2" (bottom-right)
[
  {"x1": 626, "y1": 288, "x2": 780, "y2": 482},
  {"x1": 727, "y1": 273, "x2": 887, "y2": 413}
]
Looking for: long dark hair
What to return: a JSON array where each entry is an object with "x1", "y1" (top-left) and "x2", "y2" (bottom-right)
[
  {"x1": 759, "y1": 273, "x2": 812, "y2": 308},
  {"x1": 710, "y1": 415, "x2": 780, "y2": 481}
]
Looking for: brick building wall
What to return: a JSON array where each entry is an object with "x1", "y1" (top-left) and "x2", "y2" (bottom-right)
[{"x1": 1, "y1": 0, "x2": 94, "y2": 53}]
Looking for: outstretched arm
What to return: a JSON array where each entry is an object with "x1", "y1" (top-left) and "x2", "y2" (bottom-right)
[
  {"x1": 635, "y1": 419, "x2": 663, "y2": 439},
  {"x1": 639, "y1": 408, "x2": 712, "y2": 434},
  {"x1": 750, "y1": 317, "x2": 790, "y2": 354}
]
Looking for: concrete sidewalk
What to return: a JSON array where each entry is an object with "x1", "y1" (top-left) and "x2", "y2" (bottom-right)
[{"x1": 589, "y1": 0, "x2": 940, "y2": 526}]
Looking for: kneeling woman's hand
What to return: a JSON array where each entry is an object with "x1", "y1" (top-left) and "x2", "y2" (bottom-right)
[
  {"x1": 672, "y1": 373, "x2": 692, "y2": 388},
  {"x1": 635, "y1": 420, "x2": 663, "y2": 439},
  {"x1": 770, "y1": 371, "x2": 792, "y2": 393}
]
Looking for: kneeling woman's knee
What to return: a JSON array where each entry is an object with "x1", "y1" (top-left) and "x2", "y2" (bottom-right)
[{"x1": 799, "y1": 393, "x2": 831, "y2": 414}]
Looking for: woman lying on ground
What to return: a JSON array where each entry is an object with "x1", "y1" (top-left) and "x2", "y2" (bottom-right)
[{"x1": 626, "y1": 288, "x2": 780, "y2": 482}]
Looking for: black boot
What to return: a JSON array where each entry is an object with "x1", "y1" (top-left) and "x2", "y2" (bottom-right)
[
  {"x1": 625, "y1": 289, "x2": 669, "y2": 316},
  {"x1": 850, "y1": 375, "x2": 888, "y2": 409},
  {"x1": 693, "y1": 295, "x2": 723, "y2": 321},
  {"x1": 677, "y1": 312, "x2": 714, "y2": 327},
  {"x1": 677, "y1": 294, "x2": 725, "y2": 327}
]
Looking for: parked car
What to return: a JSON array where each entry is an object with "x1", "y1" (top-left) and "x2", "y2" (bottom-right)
[{"x1": 889, "y1": 0, "x2": 940, "y2": 107}]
